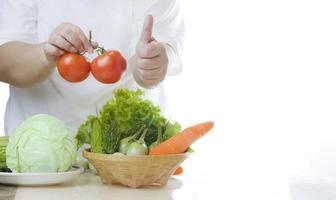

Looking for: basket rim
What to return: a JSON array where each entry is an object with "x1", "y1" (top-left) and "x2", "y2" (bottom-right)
[
  {"x1": 83, "y1": 149, "x2": 190, "y2": 157},
  {"x1": 83, "y1": 150, "x2": 189, "y2": 159}
]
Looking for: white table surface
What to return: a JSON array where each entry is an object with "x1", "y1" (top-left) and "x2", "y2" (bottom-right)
[
  {"x1": 288, "y1": 174, "x2": 336, "y2": 200},
  {"x1": 12, "y1": 172, "x2": 292, "y2": 200}
]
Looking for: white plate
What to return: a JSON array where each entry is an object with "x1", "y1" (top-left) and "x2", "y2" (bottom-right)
[{"x1": 0, "y1": 166, "x2": 83, "y2": 186}]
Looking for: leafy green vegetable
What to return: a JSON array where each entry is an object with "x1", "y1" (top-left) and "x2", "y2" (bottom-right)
[
  {"x1": 90, "y1": 118, "x2": 103, "y2": 153},
  {"x1": 0, "y1": 161, "x2": 6, "y2": 169},
  {"x1": 163, "y1": 122, "x2": 182, "y2": 141},
  {"x1": 0, "y1": 136, "x2": 8, "y2": 169},
  {"x1": 102, "y1": 120, "x2": 120, "y2": 154},
  {"x1": 6, "y1": 114, "x2": 76, "y2": 173},
  {"x1": 149, "y1": 126, "x2": 163, "y2": 151},
  {"x1": 76, "y1": 88, "x2": 181, "y2": 154},
  {"x1": 100, "y1": 89, "x2": 167, "y2": 141},
  {"x1": 187, "y1": 147, "x2": 195, "y2": 154},
  {"x1": 0, "y1": 167, "x2": 11, "y2": 173},
  {"x1": 76, "y1": 116, "x2": 97, "y2": 149}
]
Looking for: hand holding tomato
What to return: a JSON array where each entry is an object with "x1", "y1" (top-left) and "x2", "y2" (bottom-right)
[
  {"x1": 132, "y1": 15, "x2": 168, "y2": 89},
  {"x1": 54, "y1": 25, "x2": 127, "y2": 84},
  {"x1": 43, "y1": 23, "x2": 98, "y2": 59}
]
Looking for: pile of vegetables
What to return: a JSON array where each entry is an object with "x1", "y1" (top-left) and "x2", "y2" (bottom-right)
[
  {"x1": 76, "y1": 87, "x2": 215, "y2": 176},
  {"x1": 0, "y1": 88, "x2": 214, "y2": 176},
  {"x1": 76, "y1": 88, "x2": 182, "y2": 155}
]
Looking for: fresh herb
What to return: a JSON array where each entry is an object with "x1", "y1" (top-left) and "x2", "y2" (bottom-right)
[{"x1": 102, "y1": 120, "x2": 120, "y2": 154}]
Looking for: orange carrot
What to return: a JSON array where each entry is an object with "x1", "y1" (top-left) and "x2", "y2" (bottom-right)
[
  {"x1": 173, "y1": 166, "x2": 183, "y2": 175},
  {"x1": 149, "y1": 121, "x2": 214, "y2": 155}
]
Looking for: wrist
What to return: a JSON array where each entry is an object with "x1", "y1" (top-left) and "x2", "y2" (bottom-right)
[
  {"x1": 39, "y1": 42, "x2": 57, "y2": 69},
  {"x1": 162, "y1": 43, "x2": 182, "y2": 76}
]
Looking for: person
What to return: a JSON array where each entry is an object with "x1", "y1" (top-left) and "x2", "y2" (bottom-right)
[{"x1": 0, "y1": 0, "x2": 184, "y2": 135}]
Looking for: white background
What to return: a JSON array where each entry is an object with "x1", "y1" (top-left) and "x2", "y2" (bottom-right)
[{"x1": 1, "y1": 0, "x2": 336, "y2": 186}]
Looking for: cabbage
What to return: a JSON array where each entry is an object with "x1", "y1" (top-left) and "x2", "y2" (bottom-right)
[{"x1": 6, "y1": 114, "x2": 77, "y2": 173}]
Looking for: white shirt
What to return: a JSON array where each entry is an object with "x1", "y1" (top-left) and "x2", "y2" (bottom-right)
[{"x1": 0, "y1": 0, "x2": 184, "y2": 135}]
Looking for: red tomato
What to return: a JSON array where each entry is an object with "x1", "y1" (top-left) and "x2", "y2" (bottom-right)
[
  {"x1": 57, "y1": 53, "x2": 90, "y2": 83},
  {"x1": 114, "y1": 51, "x2": 127, "y2": 72},
  {"x1": 91, "y1": 50, "x2": 127, "y2": 84}
]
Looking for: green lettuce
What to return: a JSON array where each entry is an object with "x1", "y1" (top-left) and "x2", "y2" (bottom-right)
[
  {"x1": 76, "y1": 116, "x2": 97, "y2": 149},
  {"x1": 76, "y1": 88, "x2": 175, "y2": 154},
  {"x1": 100, "y1": 89, "x2": 167, "y2": 139}
]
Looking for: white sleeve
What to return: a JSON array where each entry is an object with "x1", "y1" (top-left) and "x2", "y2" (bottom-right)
[
  {"x1": 0, "y1": 0, "x2": 38, "y2": 45},
  {"x1": 131, "y1": 0, "x2": 185, "y2": 76}
]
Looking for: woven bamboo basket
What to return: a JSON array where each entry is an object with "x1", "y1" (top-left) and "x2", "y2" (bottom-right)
[{"x1": 83, "y1": 150, "x2": 189, "y2": 188}]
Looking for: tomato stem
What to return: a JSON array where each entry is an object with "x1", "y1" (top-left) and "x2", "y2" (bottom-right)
[
  {"x1": 96, "y1": 47, "x2": 106, "y2": 56},
  {"x1": 90, "y1": 30, "x2": 106, "y2": 56},
  {"x1": 89, "y1": 30, "x2": 92, "y2": 44}
]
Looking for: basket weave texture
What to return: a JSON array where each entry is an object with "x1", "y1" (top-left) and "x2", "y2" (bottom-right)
[{"x1": 83, "y1": 150, "x2": 188, "y2": 188}]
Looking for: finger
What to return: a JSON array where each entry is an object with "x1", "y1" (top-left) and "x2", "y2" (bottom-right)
[
  {"x1": 43, "y1": 43, "x2": 65, "y2": 57},
  {"x1": 91, "y1": 41, "x2": 99, "y2": 49},
  {"x1": 138, "y1": 68, "x2": 163, "y2": 80},
  {"x1": 141, "y1": 77, "x2": 160, "y2": 87},
  {"x1": 137, "y1": 41, "x2": 163, "y2": 58},
  {"x1": 60, "y1": 30, "x2": 84, "y2": 52},
  {"x1": 71, "y1": 26, "x2": 93, "y2": 53},
  {"x1": 137, "y1": 57, "x2": 161, "y2": 70},
  {"x1": 50, "y1": 36, "x2": 77, "y2": 53},
  {"x1": 140, "y1": 15, "x2": 154, "y2": 44}
]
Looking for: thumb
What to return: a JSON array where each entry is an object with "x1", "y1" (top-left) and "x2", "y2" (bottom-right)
[{"x1": 140, "y1": 15, "x2": 154, "y2": 44}]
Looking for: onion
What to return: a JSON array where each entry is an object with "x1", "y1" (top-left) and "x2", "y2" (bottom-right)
[
  {"x1": 126, "y1": 141, "x2": 148, "y2": 156},
  {"x1": 118, "y1": 139, "x2": 130, "y2": 154},
  {"x1": 118, "y1": 125, "x2": 145, "y2": 154},
  {"x1": 126, "y1": 128, "x2": 149, "y2": 156}
]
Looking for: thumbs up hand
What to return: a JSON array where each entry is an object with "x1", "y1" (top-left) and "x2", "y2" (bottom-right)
[{"x1": 132, "y1": 15, "x2": 168, "y2": 89}]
